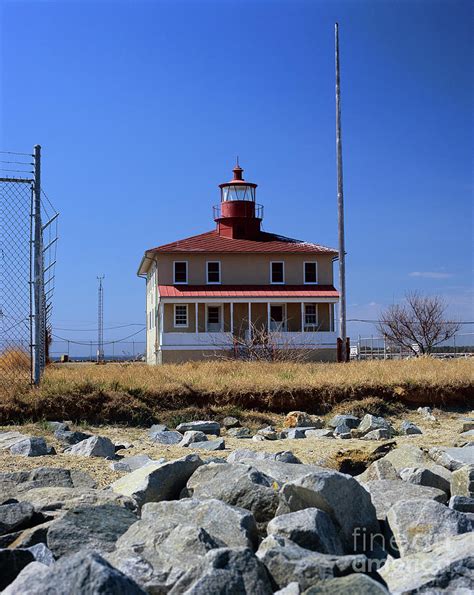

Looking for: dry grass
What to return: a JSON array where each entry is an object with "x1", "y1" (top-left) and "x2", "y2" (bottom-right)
[{"x1": 0, "y1": 358, "x2": 472, "y2": 425}]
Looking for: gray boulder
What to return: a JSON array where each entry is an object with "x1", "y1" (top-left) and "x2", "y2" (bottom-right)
[
  {"x1": 149, "y1": 423, "x2": 168, "y2": 437},
  {"x1": 227, "y1": 449, "x2": 302, "y2": 464},
  {"x1": 382, "y1": 445, "x2": 435, "y2": 471},
  {"x1": 267, "y1": 508, "x2": 344, "y2": 555},
  {"x1": 111, "y1": 454, "x2": 203, "y2": 509},
  {"x1": 179, "y1": 431, "x2": 208, "y2": 447},
  {"x1": 357, "y1": 415, "x2": 393, "y2": 437},
  {"x1": 399, "y1": 465, "x2": 451, "y2": 495},
  {"x1": 0, "y1": 502, "x2": 34, "y2": 535},
  {"x1": 169, "y1": 546, "x2": 273, "y2": 595},
  {"x1": 305, "y1": 429, "x2": 334, "y2": 439},
  {"x1": 328, "y1": 415, "x2": 360, "y2": 429},
  {"x1": 223, "y1": 416, "x2": 241, "y2": 428},
  {"x1": 227, "y1": 427, "x2": 252, "y2": 439},
  {"x1": 399, "y1": 421, "x2": 422, "y2": 435},
  {"x1": 363, "y1": 429, "x2": 392, "y2": 440},
  {"x1": 357, "y1": 459, "x2": 399, "y2": 482},
  {"x1": 286, "y1": 428, "x2": 306, "y2": 439},
  {"x1": 379, "y1": 532, "x2": 474, "y2": 594},
  {"x1": 46, "y1": 503, "x2": 137, "y2": 558},
  {"x1": 65, "y1": 435, "x2": 116, "y2": 458},
  {"x1": 236, "y1": 459, "x2": 324, "y2": 484},
  {"x1": 25, "y1": 542, "x2": 54, "y2": 566},
  {"x1": 54, "y1": 429, "x2": 91, "y2": 446},
  {"x1": 363, "y1": 480, "x2": 447, "y2": 521},
  {"x1": 190, "y1": 438, "x2": 225, "y2": 451},
  {"x1": 333, "y1": 422, "x2": 352, "y2": 436},
  {"x1": 303, "y1": 574, "x2": 389, "y2": 594},
  {"x1": 256, "y1": 535, "x2": 367, "y2": 591},
  {"x1": 10, "y1": 437, "x2": 49, "y2": 457},
  {"x1": 186, "y1": 462, "x2": 280, "y2": 529},
  {"x1": 278, "y1": 469, "x2": 379, "y2": 552},
  {"x1": 0, "y1": 432, "x2": 31, "y2": 451},
  {"x1": 110, "y1": 454, "x2": 162, "y2": 473},
  {"x1": 276, "y1": 583, "x2": 301, "y2": 595},
  {"x1": 0, "y1": 548, "x2": 36, "y2": 590},
  {"x1": 2, "y1": 561, "x2": 50, "y2": 595},
  {"x1": 4, "y1": 550, "x2": 145, "y2": 594},
  {"x1": 451, "y1": 464, "x2": 474, "y2": 497},
  {"x1": 449, "y1": 495, "x2": 474, "y2": 513},
  {"x1": 256, "y1": 426, "x2": 279, "y2": 440},
  {"x1": 17, "y1": 486, "x2": 137, "y2": 513},
  {"x1": 428, "y1": 446, "x2": 474, "y2": 471},
  {"x1": 387, "y1": 498, "x2": 474, "y2": 556},
  {"x1": 176, "y1": 421, "x2": 221, "y2": 436},
  {"x1": 150, "y1": 430, "x2": 183, "y2": 445}
]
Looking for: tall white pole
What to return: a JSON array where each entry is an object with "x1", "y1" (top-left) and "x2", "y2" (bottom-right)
[{"x1": 335, "y1": 23, "x2": 347, "y2": 361}]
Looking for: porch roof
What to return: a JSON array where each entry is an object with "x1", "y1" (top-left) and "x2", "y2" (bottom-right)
[{"x1": 158, "y1": 284, "x2": 339, "y2": 299}]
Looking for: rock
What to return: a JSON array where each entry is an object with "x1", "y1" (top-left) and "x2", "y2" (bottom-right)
[
  {"x1": 363, "y1": 480, "x2": 447, "y2": 521},
  {"x1": 227, "y1": 427, "x2": 252, "y2": 438},
  {"x1": 17, "y1": 486, "x2": 137, "y2": 513},
  {"x1": 223, "y1": 416, "x2": 241, "y2": 428},
  {"x1": 286, "y1": 428, "x2": 306, "y2": 439},
  {"x1": 69, "y1": 469, "x2": 97, "y2": 489},
  {"x1": 253, "y1": 435, "x2": 266, "y2": 442},
  {"x1": 1, "y1": 519, "x2": 54, "y2": 549},
  {"x1": 399, "y1": 421, "x2": 422, "y2": 435},
  {"x1": 0, "y1": 548, "x2": 35, "y2": 590},
  {"x1": 170, "y1": 546, "x2": 273, "y2": 595},
  {"x1": 363, "y1": 429, "x2": 391, "y2": 440},
  {"x1": 357, "y1": 415, "x2": 393, "y2": 437},
  {"x1": 328, "y1": 415, "x2": 360, "y2": 429},
  {"x1": 382, "y1": 445, "x2": 435, "y2": 471},
  {"x1": 176, "y1": 421, "x2": 221, "y2": 436},
  {"x1": 148, "y1": 423, "x2": 168, "y2": 437},
  {"x1": 4, "y1": 550, "x2": 146, "y2": 594},
  {"x1": 179, "y1": 431, "x2": 208, "y2": 447},
  {"x1": 65, "y1": 435, "x2": 116, "y2": 458},
  {"x1": 276, "y1": 582, "x2": 301, "y2": 595},
  {"x1": 449, "y1": 495, "x2": 474, "y2": 513},
  {"x1": 267, "y1": 508, "x2": 344, "y2": 555},
  {"x1": 54, "y1": 429, "x2": 91, "y2": 446},
  {"x1": 387, "y1": 498, "x2": 474, "y2": 556},
  {"x1": 257, "y1": 426, "x2": 279, "y2": 440},
  {"x1": 46, "y1": 503, "x2": 137, "y2": 558},
  {"x1": 114, "y1": 441, "x2": 132, "y2": 451},
  {"x1": 451, "y1": 464, "x2": 474, "y2": 497},
  {"x1": 399, "y1": 465, "x2": 451, "y2": 495},
  {"x1": 303, "y1": 574, "x2": 389, "y2": 594},
  {"x1": 150, "y1": 430, "x2": 183, "y2": 445},
  {"x1": 429, "y1": 446, "x2": 474, "y2": 471},
  {"x1": 357, "y1": 459, "x2": 399, "y2": 482},
  {"x1": 0, "y1": 432, "x2": 31, "y2": 451},
  {"x1": 461, "y1": 420, "x2": 474, "y2": 433},
  {"x1": 457, "y1": 429, "x2": 474, "y2": 446},
  {"x1": 227, "y1": 449, "x2": 302, "y2": 464},
  {"x1": 284, "y1": 412, "x2": 323, "y2": 428},
  {"x1": 306, "y1": 429, "x2": 334, "y2": 439},
  {"x1": 45, "y1": 421, "x2": 69, "y2": 432},
  {"x1": 417, "y1": 406, "x2": 437, "y2": 421},
  {"x1": 1, "y1": 561, "x2": 49, "y2": 595},
  {"x1": 110, "y1": 454, "x2": 162, "y2": 472},
  {"x1": 256, "y1": 535, "x2": 367, "y2": 591},
  {"x1": 26, "y1": 542, "x2": 55, "y2": 566},
  {"x1": 278, "y1": 469, "x2": 379, "y2": 552},
  {"x1": 0, "y1": 502, "x2": 35, "y2": 535},
  {"x1": 190, "y1": 438, "x2": 225, "y2": 451},
  {"x1": 10, "y1": 437, "x2": 49, "y2": 457},
  {"x1": 111, "y1": 454, "x2": 203, "y2": 509},
  {"x1": 235, "y1": 459, "x2": 324, "y2": 484},
  {"x1": 186, "y1": 462, "x2": 280, "y2": 529},
  {"x1": 379, "y1": 532, "x2": 474, "y2": 594},
  {"x1": 333, "y1": 422, "x2": 351, "y2": 436}
]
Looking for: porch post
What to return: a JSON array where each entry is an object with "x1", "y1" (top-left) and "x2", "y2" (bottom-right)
[
  {"x1": 230, "y1": 302, "x2": 234, "y2": 334},
  {"x1": 300, "y1": 302, "x2": 305, "y2": 333},
  {"x1": 267, "y1": 302, "x2": 270, "y2": 332},
  {"x1": 195, "y1": 302, "x2": 198, "y2": 334},
  {"x1": 248, "y1": 302, "x2": 251, "y2": 337}
]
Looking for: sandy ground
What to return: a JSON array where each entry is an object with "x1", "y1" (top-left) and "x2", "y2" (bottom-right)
[{"x1": 0, "y1": 410, "x2": 471, "y2": 488}]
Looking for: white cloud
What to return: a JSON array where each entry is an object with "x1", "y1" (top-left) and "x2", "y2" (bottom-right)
[{"x1": 409, "y1": 271, "x2": 454, "y2": 279}]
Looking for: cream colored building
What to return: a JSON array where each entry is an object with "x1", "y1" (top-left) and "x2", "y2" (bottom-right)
[{"x1": 138, "y1": 164, "x2": 339, "y2": 364}]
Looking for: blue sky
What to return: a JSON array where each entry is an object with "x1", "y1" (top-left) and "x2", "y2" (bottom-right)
[{"x1": 1, "y1": 0, "x2": 472, "y2": 355}]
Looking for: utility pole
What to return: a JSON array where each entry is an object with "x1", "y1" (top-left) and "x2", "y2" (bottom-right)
[
  {"x1": 33, "y1": 144, "x2": 44, "y2": 383},
  {"x1": 97, "y1": 275, "x2": 104, "y2": 363},
  {"x1": 335, "y1": 23, "x2": 347, "y2": 362}
]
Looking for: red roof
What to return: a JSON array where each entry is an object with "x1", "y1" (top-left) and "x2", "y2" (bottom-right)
[
  {"x1": 147, "y1": 230, "x2": 338, "y2": 255},
  {"x1": 158, "y1": 285, "x2": 339, "y2": 298}
]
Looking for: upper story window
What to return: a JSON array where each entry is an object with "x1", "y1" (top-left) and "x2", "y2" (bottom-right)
[
  {"x1": 174, "y1": 261, "x2": 188, "y2": 284},
  {"x1": 270, "y1": 261, "x2": 285, "y2": 284},
  {"x1": 207, "y1": 261, "x2": 221, "y2": 284},
  {"x1": 304, "y1": 261, "x2": 318, "y2": 284}
]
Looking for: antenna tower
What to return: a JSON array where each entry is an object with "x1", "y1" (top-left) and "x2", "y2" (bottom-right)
[{"x1": 97, "y1": 275, "x2": 105, "y2": 363}]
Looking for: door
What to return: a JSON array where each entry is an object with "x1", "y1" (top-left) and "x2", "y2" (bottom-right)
[
  {"x1": 206, "y1": 305, "x2": 222, "y2": 332},
  {"x1": 270, "y1": 305, "x2": 285, "y2": 331}
]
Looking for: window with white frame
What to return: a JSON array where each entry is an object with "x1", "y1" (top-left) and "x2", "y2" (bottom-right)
[
  {"x1": 304, "y1": 261, "x2": 318, "y2": 284},
  {"x1": 270, "y1": 261, "x2": 285, "y2": 284},
  {"x1": 174, "y1": 304, "x2": 188, "y2": 327},
  {"x1": 207, "y1": 261, "x2": 221, "y2": 284},
  {"x1": 174, "y1": 261, "x2": 188, "y2": 284},
  {"x1": 304, "y1": 304, "x2": 318, "y2": 330}
]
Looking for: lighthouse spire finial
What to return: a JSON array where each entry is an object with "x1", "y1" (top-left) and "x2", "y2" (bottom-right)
[{"x1": 232, "y1": 158, "x2": 243, "y2": 181}]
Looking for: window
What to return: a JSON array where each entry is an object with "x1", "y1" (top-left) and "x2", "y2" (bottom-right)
[
  {"x1": 206, "y1": 305, "x2": 221, "y2": 332},
  {"x1": 270, "y1": 261, "x2": 285, "y2": 284},
  {"x1": 304, "y1": 262, "x2": 318, "y2": 284},
  {"x1": 207, "y1": 261, "x2": 221, "y2": 284},
  {"x1": 174, "y1": 261, "x2": 188, "y2": 284},
  {"x1": 304, "y1": 304, "x2": 318, "y2": 330},
  {"x1": 174, "y1": 304, "x2": 188, "y2": 327}
]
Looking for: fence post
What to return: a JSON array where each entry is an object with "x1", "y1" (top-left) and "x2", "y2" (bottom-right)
[{"x1": 33, "y1": 145, "x2": 44, "y2": 385}]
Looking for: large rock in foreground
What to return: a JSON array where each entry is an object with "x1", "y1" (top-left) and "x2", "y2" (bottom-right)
[
  {"x1": 428, "y1": 446, "x2": 474, "y2": 471},
  {"x1": 379, "y1": 532, "x2": 474, "y2": 594},
  {"x1": 303, "y1": 574, "x2": 389, "y2": 594},
  {"x1": 111, "y1": 454, "x2": 203, "y2": 509}
]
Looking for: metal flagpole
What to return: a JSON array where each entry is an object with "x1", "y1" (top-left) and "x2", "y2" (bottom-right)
[
  {"x1": 335, "y1": 23, "x2": 347, "y2": 362},
  {"x1": 33, "y1": 144, "x2": 44, "y2": 383}
]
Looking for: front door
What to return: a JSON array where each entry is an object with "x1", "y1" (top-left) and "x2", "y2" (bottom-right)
[
  {"x1": 270, "y1": 305, "x2": 285, "y2": 331},
  {"x1": 207, "y1": 305, "x2": 222, "y2": 332}
]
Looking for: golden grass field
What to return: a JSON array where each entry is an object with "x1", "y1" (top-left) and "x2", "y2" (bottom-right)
[{"x1": 0, "y1": 356, "x2": 472, "y2": 425}]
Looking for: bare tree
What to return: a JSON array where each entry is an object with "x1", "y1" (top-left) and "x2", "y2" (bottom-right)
[{"x1": 377, "y1": 292, "x2": 461, "y2": 356}]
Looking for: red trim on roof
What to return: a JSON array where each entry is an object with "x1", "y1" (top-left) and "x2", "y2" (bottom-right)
[
  {"x1": 158, "y1": 285, "x2": 340, "y2": 298},
  {"x1": 147, "y1": 230, "x2": 338, "y2": 255}
]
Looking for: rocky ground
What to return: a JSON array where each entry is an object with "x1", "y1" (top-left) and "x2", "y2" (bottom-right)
[{"x1": 0, "y1": 407, "x2": 473, "y2": 593}]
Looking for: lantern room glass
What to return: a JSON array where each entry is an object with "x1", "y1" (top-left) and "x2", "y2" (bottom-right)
[{"x1": 221, "y1": 184, "x2": 256, "y2": 202}]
